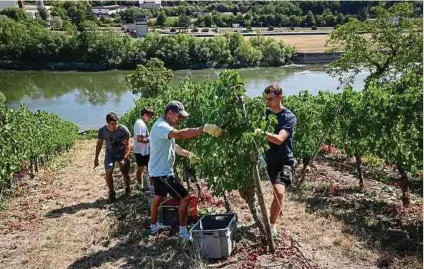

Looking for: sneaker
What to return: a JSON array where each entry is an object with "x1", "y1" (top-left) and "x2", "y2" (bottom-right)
[
  {"x1": 150, "y1": 223, "x2": 167, "y2": 234},
  {"x1": 271, "y1": 227, "x2": 280, "y2": 240},
  {"x1": 178, "y1": 230, "x2": 192, "y2": 241},
  {"x1": 108, "y1": 190, "x2": 116, "y2": 202}
]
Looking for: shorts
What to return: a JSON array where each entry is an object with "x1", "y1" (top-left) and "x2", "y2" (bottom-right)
[
  {"x1": 151, "y1": 175, "x2": 188, "y2": 199},
  {"x1": 267, "y1": 164, "x2": 293, "y2": 188},
  {"x1": 104, "y1": 151, "x2": 130, "y2": 173},
  {"x1": 135, "y1": 153, "x2": 149, "y2": 167}
]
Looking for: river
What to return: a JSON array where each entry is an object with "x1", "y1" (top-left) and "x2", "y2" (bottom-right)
[{"x1": 0, "y1": 65, "x2": 367, "y2": 131}]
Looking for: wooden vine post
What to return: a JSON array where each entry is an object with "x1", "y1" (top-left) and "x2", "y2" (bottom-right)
[{"x1": 250, "y1": 151, "x2": 275, "y2": 253}]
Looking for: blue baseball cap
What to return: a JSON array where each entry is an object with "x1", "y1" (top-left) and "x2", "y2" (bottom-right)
[{"x1": 165, "y1": 101, "x2": 189, "y2": 117}]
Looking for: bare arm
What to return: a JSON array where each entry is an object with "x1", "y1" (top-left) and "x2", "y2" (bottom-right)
[
  {"x1": 95, "y1": 139, "x2": 103, "y2": 160},
  {"x1": 175, "y1": 144, "x2": 189, "y2": 157},
  {"x1": 168, "y1": 127, "x2": 204, "y2": 140},
  {"x1": 136, "y1": 135, "x2": 149, "y2": 143},
  {"x1": 266, "y1": 129, "x2": 290, "y2": 146},
  {"x1": 123, "y1": 138, "x2": 130, "y2": 159}
]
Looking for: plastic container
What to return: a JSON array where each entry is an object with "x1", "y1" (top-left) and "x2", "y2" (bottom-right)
[
  {"x1": 190, "y1": 213, "x2": 237, "y2": 259},
  {"x1": 159, "y1": 198, "x2": 180, "y2": 228},
  {"x1": 158, "y1": 196, "x2": 198, "y2": 228}
]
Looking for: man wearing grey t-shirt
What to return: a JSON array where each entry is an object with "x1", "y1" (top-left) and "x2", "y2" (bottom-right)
[{"x1": 94, "y1": 112, "x2": 131, "y2": 202}]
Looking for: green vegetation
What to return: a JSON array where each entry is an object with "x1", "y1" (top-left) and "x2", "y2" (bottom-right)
[
  {"x1": 122, "y1": 61, "x2": 421, "y2": 207},
  {"x1": 0, "y1": 16, "x2": 293, "y2": 70},
  {"x1": 0, "y1": 100, "x2": 78, "y2": 199},
  {"x1": 122, "y1": 68, "x2": 270, "y2": 194},
  {"x1": 141, "y1": 1, "x2": 422, "y2": 28},
  {"x1": 326, "y1": 2, "x2": 423, "y2": 205},
  {"x1": 120, "y1": 3, "x2": 422, "y2": 207}
]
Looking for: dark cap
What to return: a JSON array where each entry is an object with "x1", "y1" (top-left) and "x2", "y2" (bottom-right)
[{"x1": 165, "y1": 101, "x2": 189, "y2": 117}]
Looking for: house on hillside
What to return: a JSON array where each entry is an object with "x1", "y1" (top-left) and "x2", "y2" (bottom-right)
[
  {"x1": 24, "y1": 0, "x2": 52, "y2": 21},
  {"x1": 139, "y1": 0, "x2": 161, "y2": 9},
  {"x1": 24, "y1": 5, "x2": 52, "y2": 20},
  {"x1": 92, "y1": 5, "x2": 125, "y2": 17}
]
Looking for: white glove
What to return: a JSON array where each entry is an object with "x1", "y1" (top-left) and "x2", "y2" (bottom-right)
[{"x1": 203, "y1": 124, "x2": 222, "y2": 137}]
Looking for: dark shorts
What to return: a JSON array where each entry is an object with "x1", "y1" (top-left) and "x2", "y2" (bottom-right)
[
  {"x1": 135, "y1": 153, "x2": 149, "y2": 167},
  {"x1": 267, "y1": 164, "x2": 293, "y2": 188},
  {"x1": 104, "y1": 151, "x2": 130, "y2": 173},
  {"x1": 151, "y1": 176, "x2": 188, "y2": 199}
]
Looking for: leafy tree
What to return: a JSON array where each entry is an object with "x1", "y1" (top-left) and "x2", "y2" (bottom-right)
[
  {"x1": 156, "y1": 11, "x2": 167, "y2": 26},
  {"x1": 177, "y1": 14, "x2": 191, "y2": 28},
  {"x1": 125, "y1": 58, "x2": 174, "y2": 98},
  {"x1": 0, "y1": 7, "x2": 29, "y2": 21},
  {"x1": 280, "y1": 15, "x2": 290, "y2": 27},
  {"x1": 38, "y1": 7, "x2": 48, "y2": 21},
  {"x1": 63, "y1": 20, "x2": 77, "y2": 34},
  {"x1": 315, "y1": 14, "x2": 325, "y2": 27},
  {"x1": 50, "y1": 6, "x2": 68, "y2": 20},
  {"x1": 0, "y1": 91, "x2": 5, "y2": 103},
  {"x1": 119, "y1": 7, "x2": 146, "y2": 23},
  {"x1": 324, "y1": 10, "x2": 336, "y2": 27},
  {"x1": 78, "y1": 20, "x2": 97, "y2": 31},
  {"x1": 51, "y1": 16, "x2": 63, "y2": 30},
  {"x1": 265, "y1": 14, "x2": 276, "y2": 26},
  {"x1": 335, "y1": 13, "x2": 344, "y2": 26},
  {"x1": 250, "y1": 36, "x2": 293, "y2": 66},
  {"x1": 289, "y1": 15, "x2": 301, "y2": 27},
  {"x1": 234, "y1": 42, "x2": 262, "y2": 67},
  {"x1": 64, "y1": 1, "x2": 92, "y2": 25},
  {"x1": 304, "y1": 10, "x2": 316, "y2": 27},
  {"x1": 327, "y1": 2, "x2": 423, "y2": 86}
]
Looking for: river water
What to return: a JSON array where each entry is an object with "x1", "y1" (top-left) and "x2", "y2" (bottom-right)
[{"x1": 0, "y1": 65, "x2": 367, "y2": 130}]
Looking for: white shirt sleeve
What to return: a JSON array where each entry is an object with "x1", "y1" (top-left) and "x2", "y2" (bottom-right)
[{"x1": 134, "y1": 120, "x2": 147, "y2": 137}]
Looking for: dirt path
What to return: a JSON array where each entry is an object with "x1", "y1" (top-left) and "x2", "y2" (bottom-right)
[{"x1": 0, "y1": 139, "x2": 419, "y2": 269}]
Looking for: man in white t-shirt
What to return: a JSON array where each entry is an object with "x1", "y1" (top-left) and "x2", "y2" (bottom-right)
[{"x1": 133, "y1": 108, "x2": 155, "y2": 190}]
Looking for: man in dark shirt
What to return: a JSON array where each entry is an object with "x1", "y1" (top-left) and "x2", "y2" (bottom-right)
[
  {"x1": 94, "y1": 112, "x2": 131, "y2": 202},
  {"x1": 255, "y1": 84, "x2": 296, "y2": 237}
]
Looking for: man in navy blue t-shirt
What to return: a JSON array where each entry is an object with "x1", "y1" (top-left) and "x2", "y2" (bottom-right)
[{"x1": 255, "y1": 84, "x2": 296, "y2": 237}]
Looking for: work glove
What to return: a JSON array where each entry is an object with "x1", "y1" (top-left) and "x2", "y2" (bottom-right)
[
  {"x1": 188, "y1": 152, "x2": 200, "y2": 164},
  {"x1": 203, "y1": 124, "x2": 222, "y2": 137}
]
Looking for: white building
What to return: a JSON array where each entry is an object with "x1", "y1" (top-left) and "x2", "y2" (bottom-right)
[
  {"x1": 139, "y1": 0, "x2": 161, "y2": 9},
  {"x1": 24, "y1": 4, "x2": 52, "y2": 20},
  {"x1": 92, "y1": 5, "x2": 124, "y2": 17}
]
